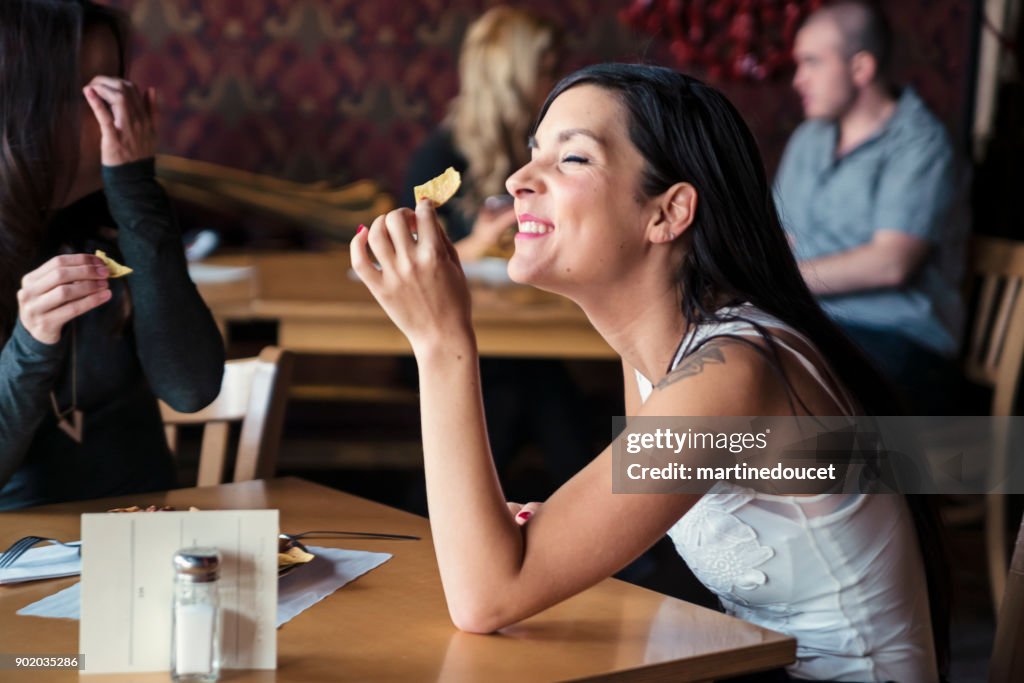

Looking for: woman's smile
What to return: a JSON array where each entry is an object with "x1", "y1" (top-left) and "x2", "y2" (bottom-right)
[{"x1": 515, "y1": 213, "x2": 555, "y2": 238}]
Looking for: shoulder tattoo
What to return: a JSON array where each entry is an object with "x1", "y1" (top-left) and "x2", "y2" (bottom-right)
[{"x1": 655, "y1": 342, "x2": 727, "y2": 390}]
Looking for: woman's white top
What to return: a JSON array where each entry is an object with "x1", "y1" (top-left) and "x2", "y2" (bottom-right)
[{"x1": 634, "y1": 305, "x2": 937, "y2": 682}]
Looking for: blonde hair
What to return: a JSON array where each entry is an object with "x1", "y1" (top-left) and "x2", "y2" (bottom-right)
[{"x1": 448, "y1": 6, "x2": 558, "y2": 206}]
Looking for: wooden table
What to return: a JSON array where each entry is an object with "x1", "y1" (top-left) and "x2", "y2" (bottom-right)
[
  {"x1": 0, "y1": 478, "x2": 795, "y2": 682},
  {"x1": 192, "y1": 251, "x2": 616, "y2": 359}
]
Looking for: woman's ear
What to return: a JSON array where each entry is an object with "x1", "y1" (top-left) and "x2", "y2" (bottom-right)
[{"x1": 647, "y1": 182, "x2": 697, "y2": 244}]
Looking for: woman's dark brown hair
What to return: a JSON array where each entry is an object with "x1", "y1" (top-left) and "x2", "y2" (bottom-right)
[{"x1": 0, "y1": 0, "x2": 128, "y2": 344}]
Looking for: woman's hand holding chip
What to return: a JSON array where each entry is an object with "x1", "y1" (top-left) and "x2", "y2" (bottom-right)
[
  {"x1": 17, "y1": 255, "x2": 111, "y2": 344},
  {"x1": 350, "y1": 200, "x2": 474, "y2": 356}
]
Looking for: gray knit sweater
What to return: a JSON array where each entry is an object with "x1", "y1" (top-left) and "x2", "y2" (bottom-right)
[{"x1": 0, "y1": 159, "x2": 224, "y2": 509}]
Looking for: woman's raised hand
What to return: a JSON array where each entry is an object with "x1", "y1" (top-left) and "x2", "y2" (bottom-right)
[
  {"x1": 17, "y1": 255, "x2": 111, "y2": 344},
  {"x1": 350, "y1": 201, "x2": 473, "y2": 354},
  {"x1": 456, "y1": 204, "x2": 516, "y2": 262},
  {"x1": 473, "y1": 205, "x2": 516, "y2": 245},
  {"x1": 83, "y1": 76, "x2": 159, "y2": 166}
]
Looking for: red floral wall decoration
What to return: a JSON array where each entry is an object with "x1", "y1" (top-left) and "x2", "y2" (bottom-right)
[
  {"x1": 619, "y1": 0, "x2": 824, "y2": 80},
  {"x1": 105, "y1": 0, "x2": 972, "y2": 201}
]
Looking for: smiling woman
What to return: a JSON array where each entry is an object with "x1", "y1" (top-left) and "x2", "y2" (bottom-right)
[
  {"x1": 0, "y1": 0, "x2": 224, "y2": 509},
  {"x1": 352, "y1": 63, "x2": 947, "y2": 682}
]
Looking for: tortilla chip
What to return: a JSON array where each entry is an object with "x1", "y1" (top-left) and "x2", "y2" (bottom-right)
[
  {"x1": 278, "y1": 546, "x2": 315, "y2": 568},
  {"x1": 95, "y1": 250, "x2": 133, "y2": 278},
  {"x1": 414, "y1": 167, "x2": 461, "y2": 206}
]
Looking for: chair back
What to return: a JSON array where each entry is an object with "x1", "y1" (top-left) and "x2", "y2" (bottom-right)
[
  {"x1": 990, "y1": 512, "x2": 1024, "y2": 682},
  {"x1": 161, "y1": 346, "x2": 294, "y2": 486},
  {"x1": 963, "y1": 236, "x2": 1024, "y2": 611},
  {"x1": 964, "y1": 236, "x2": 1024, "y2": 415}
]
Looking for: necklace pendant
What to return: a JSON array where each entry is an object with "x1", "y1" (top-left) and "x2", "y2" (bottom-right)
[{"x1": 56, "y1": 409, "x2": 84, "y2": 443}]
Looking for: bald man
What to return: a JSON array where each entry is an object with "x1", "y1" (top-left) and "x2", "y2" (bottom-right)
[{"x1": 774, "y1": 1, "x2": 965, "y2": 415}]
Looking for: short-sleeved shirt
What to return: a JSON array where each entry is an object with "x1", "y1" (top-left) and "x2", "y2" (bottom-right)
[{"x1": 773, "y1": 87, "x2": 965, "y2": 356}]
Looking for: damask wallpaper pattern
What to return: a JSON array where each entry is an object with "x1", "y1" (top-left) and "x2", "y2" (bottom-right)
[{"x1": 107, "y1": 0, "x2": 974, "y2": 200}]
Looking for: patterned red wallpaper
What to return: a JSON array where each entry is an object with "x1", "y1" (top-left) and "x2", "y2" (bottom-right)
[{"x1": 107, "y1": 0, "x2": 975, "y2": 201}]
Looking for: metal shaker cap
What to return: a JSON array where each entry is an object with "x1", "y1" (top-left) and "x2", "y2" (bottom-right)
[{"x1": 173, "y1": 547, "x2": 221, "y2": 582}]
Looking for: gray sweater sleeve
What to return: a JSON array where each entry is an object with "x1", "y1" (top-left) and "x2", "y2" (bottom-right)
[
  {"x1": 104, "y1": 159, "x2": 225, "y2": 413},
  {"x1": 0, "y1": 321, "x2": 67, "y2": 484}
]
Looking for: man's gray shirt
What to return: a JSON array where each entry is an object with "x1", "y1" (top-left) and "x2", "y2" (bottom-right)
[{"x1": 773, "y1": 87, "x2": 965, "y2": 356}]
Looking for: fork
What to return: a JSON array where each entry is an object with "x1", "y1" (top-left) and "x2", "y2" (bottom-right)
[{"x1": 0, "y1": 536, "x2": 81, "y2": 569}]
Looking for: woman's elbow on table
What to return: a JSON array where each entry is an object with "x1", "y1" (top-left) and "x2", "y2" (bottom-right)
[
  {"x1": 449, "y1": 602, "x2": 510, "y2": 635},
  {"x1": 447, "y1": 585, "x2": 527, "y2": 634}
]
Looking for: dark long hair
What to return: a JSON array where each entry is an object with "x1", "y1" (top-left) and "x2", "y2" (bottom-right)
[
  {"x1": 537, "y1": 63, "x2": 949, "y2": 676},
  {"x1": 0, "y1": 0, "x2": 128, "y2": 345}
]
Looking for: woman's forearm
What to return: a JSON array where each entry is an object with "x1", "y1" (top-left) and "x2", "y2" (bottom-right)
[
  {"x1": 0, "y1": 322, "x2": 66, "y2": 486},
  {"x1": 104, "y1": 161, "x2": 224, "y2": 412},
  {"x1": 415, "y1": 335, "x2": 527, "y2": 629}
]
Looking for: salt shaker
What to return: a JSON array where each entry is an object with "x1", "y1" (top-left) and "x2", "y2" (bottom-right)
[{"x1": 171, "y1": 547, "x2": 222, "y2": 682}]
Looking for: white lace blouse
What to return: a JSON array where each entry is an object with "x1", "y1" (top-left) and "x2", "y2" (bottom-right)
[{"x1": 634, "y1": 306, "x2": 937, "y2": 682}]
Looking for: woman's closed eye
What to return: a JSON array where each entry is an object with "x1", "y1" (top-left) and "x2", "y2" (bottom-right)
[{"x1": 560, "y1": 154, "x2": 589, "y2": 164}]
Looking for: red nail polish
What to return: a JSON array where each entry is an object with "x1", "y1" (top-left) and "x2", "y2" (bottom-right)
[
  {"x1": 357, "y1": 225, "x2": 366, "y2": 234},
  {"x1": 517, "y1": 511, "x2": 532, "y2": 520}
]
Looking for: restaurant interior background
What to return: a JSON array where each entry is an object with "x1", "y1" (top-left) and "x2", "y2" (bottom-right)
[
  {"x1": 99, "y1": 1, "x2": 1021, "y2": 678},
  {"x1": 111, "y1": 0, "x2": 973, "y2": 192}
]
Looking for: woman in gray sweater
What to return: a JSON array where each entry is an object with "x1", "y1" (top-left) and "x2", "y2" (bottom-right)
[{"x1": 0, "y1": 1, "x2": 224, "y2": 509}]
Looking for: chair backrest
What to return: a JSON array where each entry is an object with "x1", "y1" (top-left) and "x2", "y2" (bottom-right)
[
  {"x1": 964, "y1": 237, "x2": 1024, "y2": 612},
  {"x1": 990, "y1": 512, "x2": 1024, "y2": 682},
  {"x1": 161, "y1": 346, "x2": 294, "y2": 486},
  {"x1": 964, "y1": 236, "x2": 1024, "y2": 416}
]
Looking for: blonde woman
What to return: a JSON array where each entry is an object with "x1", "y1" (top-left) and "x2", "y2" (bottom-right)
[{"x1": 401, "y1": 6, "x2": 560, "y2": 261}]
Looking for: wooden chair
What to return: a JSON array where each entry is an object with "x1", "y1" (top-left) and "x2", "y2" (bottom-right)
[
  {"x1": 161, "y1": 347, "x2": 294, "y2": 486},
  {"x1": 990, "y1": 511, "x2": 1024, "y2": 681},
  {"x1": 962, "y1": 236, "x2": 1024, "y2": 611}
]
